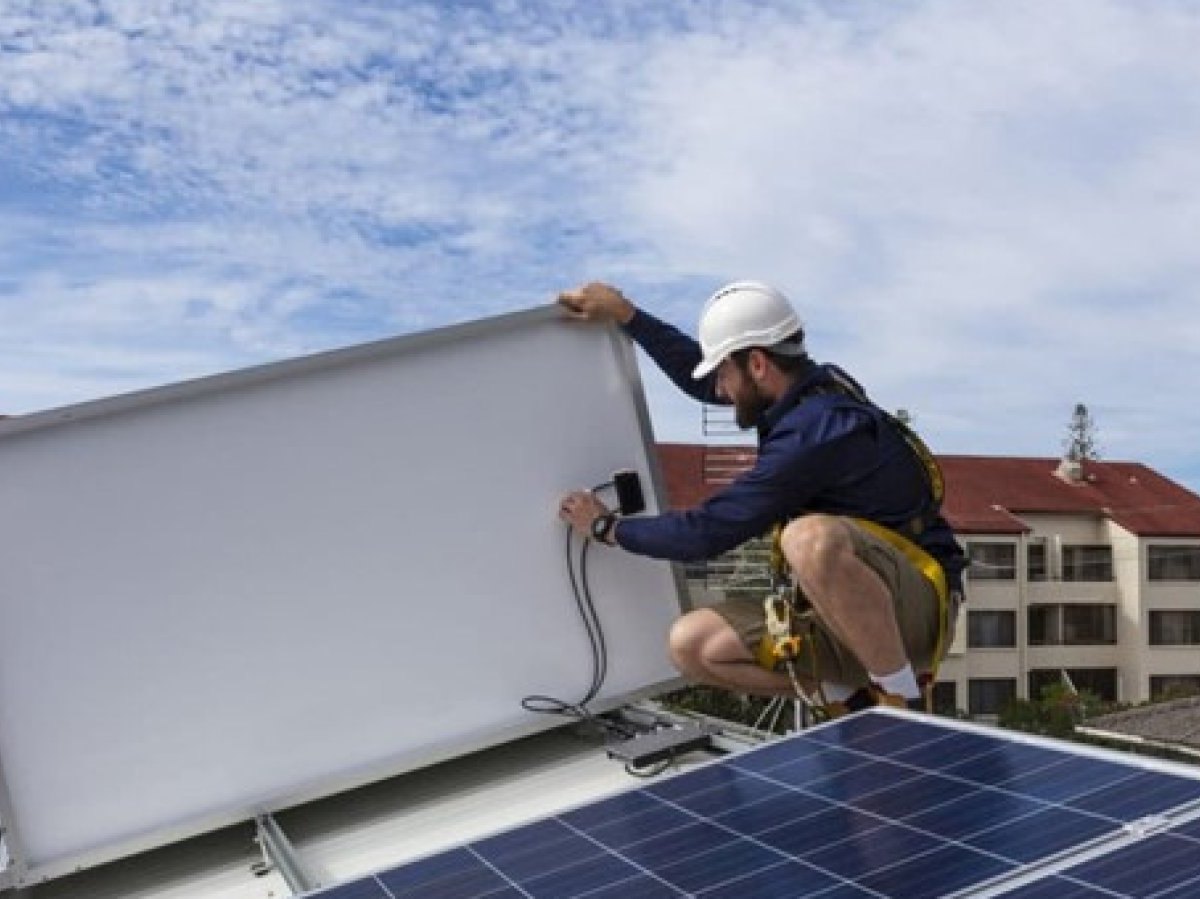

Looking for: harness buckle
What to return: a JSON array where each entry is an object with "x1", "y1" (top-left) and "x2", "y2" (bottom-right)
[{"x1": 763, "y1": 594, "x2": 803, "y2": 663}]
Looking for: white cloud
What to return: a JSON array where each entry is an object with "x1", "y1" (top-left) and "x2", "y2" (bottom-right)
[
  {"x1": 1, "y1": 0, "x2": 1199, "y2": 488},
  {"x1": 607, "y1": 0, "x2": 1200, "y2": 481}
]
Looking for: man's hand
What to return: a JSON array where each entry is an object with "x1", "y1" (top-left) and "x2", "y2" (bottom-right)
[
  {"x1": 557, "y1": 282, "x2": 636, "y2": 325},
  {"x1": 558, "y1": 490, "x2": 612, "y2": 540}
]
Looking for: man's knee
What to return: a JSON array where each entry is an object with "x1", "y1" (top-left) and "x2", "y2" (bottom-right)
[
  {"x1": 779, "y1": 514, "x2": 853, "y2": 574},
  {"x1": 668, "y1": 609, "x2": 745, "y2": 672},
  {"x1": 668, "y1": 610, "x2": 714, "y2": 668}
]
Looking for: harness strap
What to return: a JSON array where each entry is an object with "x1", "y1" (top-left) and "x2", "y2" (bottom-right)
[
  {"x1": 819, "y1": 366, "x2": 946, "y2": 539},
  {"x1": 763, "y1": 518, "x2": 954, "y2": 713},
  {"x1": 768, "y1": 518, "x2": 947, "y2": 602},
  {"x1": 851, "y1": 518, "x2": 947, "y2": 603},
  {"x1": 850, "y1": 518, "x2": 952, "y2": 696}
]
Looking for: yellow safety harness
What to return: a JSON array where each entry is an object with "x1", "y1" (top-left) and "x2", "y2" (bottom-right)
[
  {"x1": 754, "y1": 370, "x2": 954, "y2": 717},
  {"x1": 758, "y1": 521, "x2": 952, "y2": 717}
]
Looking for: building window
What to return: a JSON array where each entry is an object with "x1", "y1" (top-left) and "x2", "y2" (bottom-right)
[
  {"x1": 1027, "y1": 540, "x2": 1047, "y2": 582},
  {"x1": 1028, "y1": 605, "x2": 1116, "y2": 646},
  {"x1": 1061, "y1": 545, "x2": 1113, "y2": 582},
  {"x1": 1029, "y1": 668, "x2": 1117, "y2": 702},
  {"x1": 1149, "y1": 610, "x2": 1200, "y2": 646},
  {"x1": 969, "y1": 679, "x2": 1016, "y2": 716},
  {"x1": 968, "y1": 610, "x2": 1016, "y2": 648},
  {"x1": 1063, "y1": 605, "x2": 1117, "y2": 644},
  {"x1": 932, "y1": 681, "x2": 958, "y2": 716},
  {"x1": 1150, "y1": 675, "x2": 1200, "y2": 699},
  {"x1": 1028, "y1": 605, "x2": 1059, "y2": 645},
  {"x1": 967, "y1": 542, "x2": 1016, "y2": 580},
  {"x1": 1148, "y1": 546, "x2": 1200, "y2": 581}
]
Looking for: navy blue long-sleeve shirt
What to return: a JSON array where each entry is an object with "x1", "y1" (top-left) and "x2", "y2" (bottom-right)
[{"x1": 615, "y1": 308, "x2": 967, "y2": 593}]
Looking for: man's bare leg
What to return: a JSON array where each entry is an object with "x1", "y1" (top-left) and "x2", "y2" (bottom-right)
[
  {"x1": 667, "y1": 609, "x2": 816, "y2": 697},
  {"x1": 779, "y1": 515, "x2": 916, "y2": 696}
]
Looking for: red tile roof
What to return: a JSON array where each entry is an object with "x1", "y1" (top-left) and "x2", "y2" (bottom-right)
[
  {"x1": 940, "y1": 455, "x2": 1200, "y2": 537},
  {"x1": 656, "y1": 443, "x2": 756, "y2": 510},
  {"x1": 655, "y1": 445, "x2": 1200, "y2": 538}
]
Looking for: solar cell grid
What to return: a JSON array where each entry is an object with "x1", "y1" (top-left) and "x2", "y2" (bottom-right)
[
  {"x1": 1000, "y1": 812, "x2": 1200, "y2": 898},
  {"x1": 303, "y1": 710, "x2": 1200, "y2": 899}
]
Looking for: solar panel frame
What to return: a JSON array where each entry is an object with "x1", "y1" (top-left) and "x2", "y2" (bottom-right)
[
  {"x1": 0, "y1": 306, "x2": 688, "y2": 886},
  {"x1": 298, "y1": 709, "x2": 1200, "y2": 899}
]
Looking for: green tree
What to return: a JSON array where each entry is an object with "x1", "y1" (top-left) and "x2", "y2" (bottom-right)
[{"x1": 999, "y1": 683, "x2": 1104, "y2": 739}]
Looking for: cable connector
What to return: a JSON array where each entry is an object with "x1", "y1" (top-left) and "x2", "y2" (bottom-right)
[
  {"x1": 605, "y1": 722, "x2": 719, "y2": 769},
  {"x1": 612, "y1": 469, "x2": 645, "y2": 515}
]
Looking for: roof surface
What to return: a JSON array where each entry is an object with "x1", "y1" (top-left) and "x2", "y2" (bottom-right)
[
  {"x1": 1087, "y1": 696, "x2": 1200, "y2": 752},
  {"x1": 11, "y1": 728, "x2": 648, "y2": 899},
  {"x1": 939, "y1": 455, "x2": 1200, "y2": 537},
  {"x1": 655, "y1": 445, "x2": 1200, "y2": 538}
]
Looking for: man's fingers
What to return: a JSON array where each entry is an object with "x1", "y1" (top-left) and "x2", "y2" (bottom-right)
[
  {"x1": 556, "y1": 292, "x2": 590, "y2": 319},
  {"x1": 558, "y1": 491, "x2": 594, "y2": 534}
]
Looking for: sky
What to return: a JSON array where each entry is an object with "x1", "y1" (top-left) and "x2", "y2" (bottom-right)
[{"x1": 3, "y1": 0, "x2": 1200, "y2": 492}]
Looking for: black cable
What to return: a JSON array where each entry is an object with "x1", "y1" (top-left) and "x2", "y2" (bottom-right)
[
  {"x1": 575, "y1": 480, "x2": 622, "y2": 705},
  {"x1": 624, "y1": 759, "x2": 673, "y2": 778},
  {"x1": 520, "y1": 483, "x2": 636, "y2": 740},
  {"x1": 521, "y1": 527, "x2": 605, "y2": 708},
  {"x1": 523, "y1": 475, "x2": 719, "y2": 775},
  {"x1": 519, "y1": 527, "x2": 597, "y2": 720},
  {"x1": 579, "y1": 537, "x2": 608, "y2": 702}
]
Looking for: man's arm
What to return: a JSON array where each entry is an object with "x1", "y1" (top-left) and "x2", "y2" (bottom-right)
[
  {"x1": 558, "y1": 403, "x2": 876, "y2": 562},
  {"x1": 557, "y1": 282, "x2": 721, "y2": 405},
  {"x1": 558, "y1": 462, "x2": 789, "y2": 562}
]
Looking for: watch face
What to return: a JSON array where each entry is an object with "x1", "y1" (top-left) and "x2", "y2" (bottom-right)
[{"x1": 592, "y1": 513, "x2": 614, "y2": 541}]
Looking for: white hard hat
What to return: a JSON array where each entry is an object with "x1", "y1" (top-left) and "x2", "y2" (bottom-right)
[{"x1": 692, "y1": 281, "x2": 804, "y2": 379}]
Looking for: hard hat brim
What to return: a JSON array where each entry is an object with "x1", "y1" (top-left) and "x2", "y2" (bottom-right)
[
  {"x1": 692, "y1": 354, "x2": 723, "y2": 380},
  {"x1": 692, "y1": 336, "x2": 806, "y2": 381}
]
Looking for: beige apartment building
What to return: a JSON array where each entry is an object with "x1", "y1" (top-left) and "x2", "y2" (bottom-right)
[
  {"x1": 657, "y1": 444, "x2": 1200, "y2": 718},
  {"x1": 937, "y1": 454, "x2": 1200, "y2": 715}
]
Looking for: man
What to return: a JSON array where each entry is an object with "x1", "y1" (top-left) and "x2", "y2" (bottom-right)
[{"x1": 557, "y1": 280, "x2": 966, "y2": 713}]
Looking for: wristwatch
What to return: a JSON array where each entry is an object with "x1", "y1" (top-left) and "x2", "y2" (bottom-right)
[{"x1": 591, "y1": 512, "x2": 618, "y2": 545}]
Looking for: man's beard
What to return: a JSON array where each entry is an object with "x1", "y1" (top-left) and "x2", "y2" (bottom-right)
[{"x1": 734, "y1": 382, "x2": 771, "y2": 430}]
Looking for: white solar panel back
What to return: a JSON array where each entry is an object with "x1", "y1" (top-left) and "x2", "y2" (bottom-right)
[{"x1": 0, "y1": 307, "x2": 686, "y2": 887}]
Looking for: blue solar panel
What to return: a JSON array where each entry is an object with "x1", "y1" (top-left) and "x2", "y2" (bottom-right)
[
  {"x1": 302, "y1": 710, "x2": 1200, "y2": 899},
  {"x1": 1002, "y1": 816, "x2": 1200, "y2": 898}
]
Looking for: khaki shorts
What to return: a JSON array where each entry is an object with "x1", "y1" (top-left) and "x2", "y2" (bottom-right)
[{"x1": 711, "y1": 518, "x2": 956, "y2": 688}]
